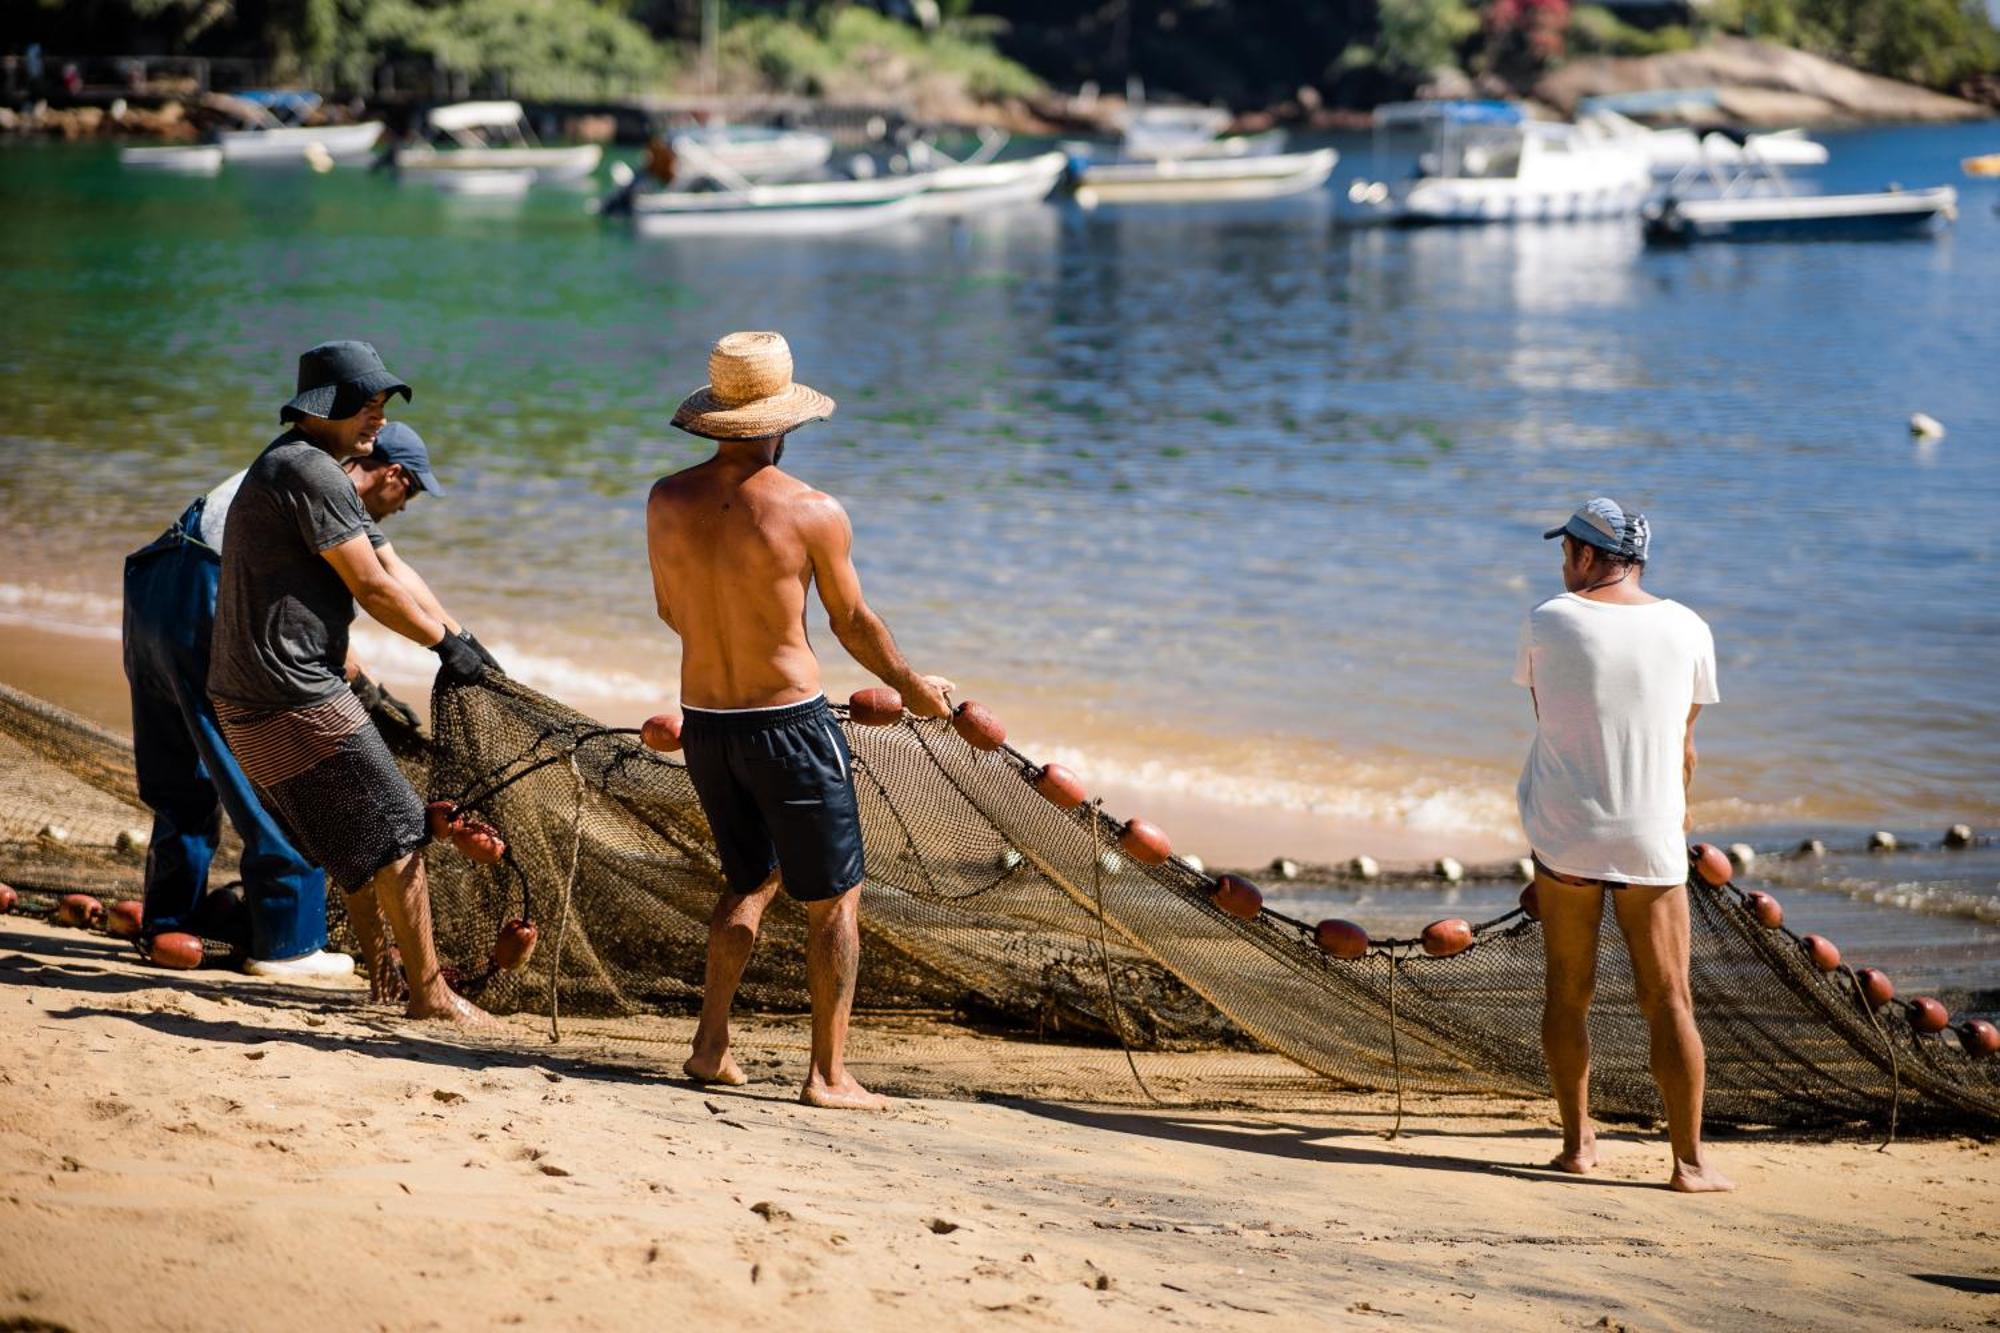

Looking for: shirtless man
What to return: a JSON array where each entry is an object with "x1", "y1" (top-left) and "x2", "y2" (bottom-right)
[{"x1": 647, "y1": 331, "x2": 952, "y2": 1110}]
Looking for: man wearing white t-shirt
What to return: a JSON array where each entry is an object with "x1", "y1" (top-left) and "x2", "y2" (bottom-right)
[{"x1": 1514, "y1": 497, "x2": 1734, "y2": 1193}]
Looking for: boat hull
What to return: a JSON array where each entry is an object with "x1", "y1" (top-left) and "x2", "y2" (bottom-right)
[
  {"x1": 912, "y1": 152, "x2": 1066, "y2": 216},
  {"x1": 1394, "y1": 177, "x2": 1650, "y2": 225},
  {"x1": 1072, "y1": 148, "x2": 1337, "y2": 206},
  {"x1": 1645, "y1": 188, "x2": 1958, "y2": 243},
  {"x1": 118, "y1": 145, "x2": 223, "y2": 174},
  {"x1": 218, "y1": 122, "x2": 384, "y2": 163},
  {"x1": 396, "y1": 144, "x2": 603, "y2": 183},
  {"x1": 631, "y1": 193, "x2": 921, "y2": 238}
]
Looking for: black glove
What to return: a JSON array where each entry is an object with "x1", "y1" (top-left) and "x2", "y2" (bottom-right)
[
  {"x1": 430, "y1": 630, "x2": 486, "y2": 685},
  {"x1": 458, "y1": 629, "x2": 504, "y2": 675},
  {"x1": 352, "y1": 671, "x2": 423, "y2": 733}
]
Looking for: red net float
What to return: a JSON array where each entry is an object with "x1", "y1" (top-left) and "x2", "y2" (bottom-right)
[
  {"x1": 640, "y1": 712, "x2": 684, "y2": 753},
  {"x1": 1422, "y1": 918, "x2": 1474, "y2": 958},
  {"x1": 53, "y1": 893, "x2": 106, "y2": 931},
  {"x1": 491, "y1": 919, "x2": 539, "y2": 972},
  {"x1": 1518, "y1": 881, "x2": 1541, "y2": 921},
  {"x1": 847, "y1": 688, "x2": 904, "y2": 726},
  {"x1": 1313, "y1": 918, "x2": 1370, "y2": 960},
  {"x1": 1118, "y1": 819, "x2": 1172, "y2": 867},
  {"x1": 450, "y1": 818, "x2": 507, "y2": 866},
  {"x1": 1908, "y1": 996, "x2": 1950, "y2": 1034},
  {"x1": 1210, "y1": 874, "x2": 1263, "y2": 920},
  {"x1": 1959, "y1": 1019, "x2": 2000, "y2": 1058},
  {"x1": 0, "y1": 883, "x2": 16, "y2": 914},
  {"x1": 951, "y1": 700, "x2": 1006, "y2": 752},
  {"x1": 1800, "y1": 935, "x2": 1841, "y2": 972},
  {"x1": 426, "y1": 801, "x2": 461, "y2": 840},
  {"x1": 1691, "y1": 843, "x2": 1733, "y2": 888},
  {"x1": 1032, "y1": 763, "x2": 1087, "y2": 811},
  {"x1": 1743, "y1": 891, "x2": 1783, "y2": 930},
  {"x1": 1856, "y1": 968, "x2": 1895, "y2": 1008},
  {"x1": 106, "y1": 900, "x2": 145, "y2": 940},
  {"x1": 147, "y1": 932, "x2": 203, "y2": 970}
]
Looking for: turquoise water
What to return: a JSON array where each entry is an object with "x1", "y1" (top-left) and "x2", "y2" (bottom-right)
[{"x1": 0, "y1": 127, "x2": 1995, "y2": 852}]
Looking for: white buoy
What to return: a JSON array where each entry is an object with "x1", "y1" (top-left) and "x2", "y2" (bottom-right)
[
  {"x1": 1180, "y1": 854, "x2": 1205, "y2": 875},
  {"x1": 1270, "y1": 857, "x2": 1301, "y2": 881},
  {"x1": 1868, "y1": 830, "x2": 1898, "y2": 852},
  {"x1": 1348, "y1": 855, "x2": 1379, "y2": 881},
  {"x1": 1514, "y1": 857, "x2": 1536, "y2": 883},
  {"x1": 304, "y1": 141, "x2": 335, "y2": 174},
  {"x1": 1726, "y1": 842, "x2": 1757, "y2": 872},
  {"x1": 115, "y1": 828, "x2": 150, "y2": 854},
  {"x1": 1909, "y1": 412, "x2": 1945, "y2": 439},
  {"x1": 1435, "y1": 856, "x2": 1464, "y2": 883},
  {"x1": 1944, "y1": 824, "x2": 1974, "y2": 850},
  {"x1": 1795, "y1": 838, "x2": 1825, "y2": 857},
  {"x1": 38, "y1": 824, "x2": 71, "y2": 845}
]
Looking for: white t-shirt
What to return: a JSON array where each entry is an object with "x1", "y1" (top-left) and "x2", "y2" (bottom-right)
[
  {"x1": 198, "y1": 469, "x2": 248, "y2": 550},
  {"x1": 1513, "y1": 593, "x2": 1719, "y2": 886}
]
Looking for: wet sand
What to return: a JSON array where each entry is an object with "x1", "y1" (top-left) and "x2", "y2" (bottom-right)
[{"x1": 2, "y1": 914, "x2": 1996, "y2": 1332}]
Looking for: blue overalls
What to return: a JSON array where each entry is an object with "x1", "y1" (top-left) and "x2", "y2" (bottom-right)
[{"x1": 121, "y1": 494, "x2": 327, "y2": 961}]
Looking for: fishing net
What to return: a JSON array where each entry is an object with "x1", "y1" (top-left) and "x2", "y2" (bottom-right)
[{"x1": 4, "y1": 676, "x2": 1997, "y2": 1133}]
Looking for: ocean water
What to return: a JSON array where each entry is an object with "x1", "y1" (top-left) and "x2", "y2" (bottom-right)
[{"x1": 0, "y1": 127, "x2": 1995, "y2": 884}]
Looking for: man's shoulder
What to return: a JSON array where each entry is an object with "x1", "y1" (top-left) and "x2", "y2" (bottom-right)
[{"x1": 246, "y1": 435, "x2": 339, "y2": 490}]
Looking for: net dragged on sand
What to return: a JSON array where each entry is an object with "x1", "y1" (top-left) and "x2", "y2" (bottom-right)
[{"x1": 4, "y1": 676, "x2": 1996, "y2": 1131}]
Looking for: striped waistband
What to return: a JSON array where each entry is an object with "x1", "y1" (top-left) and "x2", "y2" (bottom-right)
[{"x1": 214, "y1": 690, "x2": 369, "y2": 788}]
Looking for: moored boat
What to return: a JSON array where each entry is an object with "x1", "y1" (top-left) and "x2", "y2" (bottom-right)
[
  {"x1": 393, "y1": 101, "x2": 602, "y2": 183},
  {"x1": 1645, "y1": 185, "x2": 1957, "y2": 243},
  {"x1": 215, "y1": 91, "x2": 383, "y2": 164},
  {"x1": 666, "y1": 126, "x2": 835, "y2": 184},
  {"x1": 1071, "y1": 147, "x2": 1337, "y2": 206},
  {"x1": 1577, "y1": 92, "x2": 1828, "y2": 175},
  {"x1": 118, "y1": 145, "x2": 223, "y2": 174},
  {"x1": 912, "y1": 150, "x2": 1067, "y2": 216}
]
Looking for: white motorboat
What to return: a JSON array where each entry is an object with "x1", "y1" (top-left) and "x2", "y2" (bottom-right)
[
  {"x1": 911, "y1": 149, "x2": 1067, "y2": 216},
  {"x1": 393, "y1": 100, "x2": 602, "y2": 183},
  {"x1": 1581, "y1": 108, "x2": 1827, "y2": 176},
  {"x1": 612, "y1": 163, "x2": 926, "y2": 237},
  {"x1": 1348, "y1": 101, "x2": 1651, "y2": 224},
  {"x1": 1072, "y1": 147, "x2": 1337, "y2": 206},
  {"x1": 118, "y1": 144, "x2": 223, "y2": 174},
  {"x1": 665, "y1": 126, "x2": 834, "y2": 183},
  {"x1": 1118, "y1": 104, "x2": 1234, "y2": 159},
  {"x1": 1645, "y1": 150, "x2": 1955, "y2": 243},
  {"x1": 214, "y1": 91, "x2": 383, "y2": 164}
]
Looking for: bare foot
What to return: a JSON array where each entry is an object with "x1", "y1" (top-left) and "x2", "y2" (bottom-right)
[
  {"x1": 1669, "y1": 1160, "x2": 1737, "y2": 1193},
  {"x1": 1547, "y1": 1129, "x2": 1597, "y2": 1174},
  {"x1": 407, "y1": 990, "x2": 501, "y2": 1029},
  {"x1": 683, "y1": 1052, "x2": 748, "y2": 1087},
  {"x1": 800, "y1": 1074, "x2": 891, "y2": 1111}
]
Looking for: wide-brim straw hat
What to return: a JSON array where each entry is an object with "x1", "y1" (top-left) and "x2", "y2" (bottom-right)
[{"x1": 671, "y1": 331, "x2": 835, "y2": 440}]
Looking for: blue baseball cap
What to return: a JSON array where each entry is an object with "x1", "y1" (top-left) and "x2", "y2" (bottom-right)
[
  {"x1": 1544, "y1": 496, "x2": 1648, "y2": 563},
  {"x1": 370, "y1": 421, "x2": 444, "y2": 496}
]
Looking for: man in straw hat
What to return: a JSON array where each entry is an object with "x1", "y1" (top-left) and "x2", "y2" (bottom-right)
[
  {"x1": 1515, "y1": 497, "x2": 1732, "y2": 1192},
  {"x1": 649, "y1": 330, "x2": 954, "y2": 1110},
  {"x1": 208, "y1": 341, "x2": 496, "y2": 1025}
]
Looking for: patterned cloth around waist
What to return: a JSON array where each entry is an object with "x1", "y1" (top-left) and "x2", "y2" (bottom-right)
[{"x1": 213, "y1": 690, "x2": 370, "y2": 788}]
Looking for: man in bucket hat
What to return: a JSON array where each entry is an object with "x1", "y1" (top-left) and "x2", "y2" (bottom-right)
[
  {"x1": 207, "y1": 342, "x2": 494, "y2": 1024},
  {"x1": 648, "y1": 330, "x2": 954, "y2": 1109},
  {"x1": 1514, "y1": 497, "x2": 1732, "y2": 1192}
]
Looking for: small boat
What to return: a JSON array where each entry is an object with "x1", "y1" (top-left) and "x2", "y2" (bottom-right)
[
  {"x1": 393, "y1": 101, "x2": 603, "y2": 183},
  {"x1": 1071, "y1": 147, "x2": 1337, "y2": 206},
  {"x1": 426, "y1": 168, "x2": 537, "y2": 197},
  {"x1": 118, "y1": 144, "x2": 223, "y2": 174},
  {"x1": 613, "y1": 164, "x2": 926, "y2": 237},
  {"x1": 1118, "y1": 104, "x2": 1234, "y2": 160},
  {"x1": 1577, "y1": 92, "x2": 1828, "y2": 176},
  {"x1": 215, "y1": 91, "x2": 383, "y2": 164},
  {"x1": 911, "y1": 149, "x2": 1067, "y2": 216},
  {"x1": 1646, "y1": 144, "x2": 1956, "y2": 243},
  {"x1": 665, "y1": 126, "x2": 834, "y2": 183}
]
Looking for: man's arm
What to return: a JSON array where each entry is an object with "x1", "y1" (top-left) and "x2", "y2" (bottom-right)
[
  {"x1": 645, "y1": 484, "x2": 678, "y2": 632},
  {"x1": 376, "y1": 542, "x2": 461, "y2": 635},
  {"x1": 322, "y1": 534, "x2": 450, "y2": 647},
  {"x1": 804, "y1": 496, "x2": 950, "y2": 718},
  {"x1": 1682, "y1": 702, "x2": 1703, "y2": 832}
]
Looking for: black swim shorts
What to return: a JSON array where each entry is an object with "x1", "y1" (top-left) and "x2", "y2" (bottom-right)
[{"x1": 680, "y1": 695, "x2": 864, "y2": 903}]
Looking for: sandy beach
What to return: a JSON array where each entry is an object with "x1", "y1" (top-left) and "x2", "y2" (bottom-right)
[{"x1": 2, "y1": 912, "x2": 1996, "y2": 1332}]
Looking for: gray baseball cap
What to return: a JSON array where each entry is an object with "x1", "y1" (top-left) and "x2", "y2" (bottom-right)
[
  {"x1": 369, "y1": 421, "x2": 444, "y2": 496},
  {"x1": 1544, "y1": 497, "x2": 1649, "y2": 563}
]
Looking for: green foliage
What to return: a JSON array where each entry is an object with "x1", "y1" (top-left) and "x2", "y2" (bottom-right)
[
  {"x1": 1703, "y1": 0, "x2": 2000, "y2": 88},
  {"x1": 716, "y1": 7, "x2": 1040, "y2": 100},
  {"x1": 1372, "y1": 0, "x2": 1481, "y2": 75},
  {"x1": 1568, "y1": 5, "x2": 1693, "y2": 56}
]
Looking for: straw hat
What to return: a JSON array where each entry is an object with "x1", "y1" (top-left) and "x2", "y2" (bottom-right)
[{"x1": 671, "y1": 332, "x2": 835, "y2": 440}]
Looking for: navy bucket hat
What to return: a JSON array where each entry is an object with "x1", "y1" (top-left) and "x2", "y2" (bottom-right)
[
  {"x1": 1544, "y1": 496, "x2": 1650, "y2": 564},
  {"x1": 281, "y1": 340, "x2": 412, "y2": 422},
  {"x1": 369, "y1": 421, "x2": 444, "y2": 496}
]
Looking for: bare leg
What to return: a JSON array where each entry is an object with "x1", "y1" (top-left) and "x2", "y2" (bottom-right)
[
  {"x1": 800, "y1": 886, "x2": 886, "y2": 1111},
  {"x1": 1611, "y1": 884, "x2": 1735, "y2": 1193},
  {"x1": 685, "y1": 869, "x2": 779, "y2": 1085},
  {"x1": 1538, "y1": 872, "x2": 1604, "y2": 1174},
  {"x1": 342, "y1": 886, "x2": 405, "y2": 1003},
  {"x1": 368, "y1": 852, "x2": 494, "y2": 1026}
]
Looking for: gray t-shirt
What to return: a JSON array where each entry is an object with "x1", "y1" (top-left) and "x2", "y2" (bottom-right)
[{"x1": 208, "y1": 433, "x2": 387, "y2": 710}]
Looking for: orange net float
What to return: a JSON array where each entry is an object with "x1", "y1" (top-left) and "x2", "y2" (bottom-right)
[
  {"x1": 1313, "y1": 918, "x2": 1370, "y2": 960},
  {"x1": 1210, "y1": 874, "x2": 1262, "y2": 920},
  {"x1": 640, "y1": 712, "x2": 684, "y2": 753},
  {"x1": 1743, "y1": 891, "x2": 1783, "y2": 930},
  {"x1": 53, "y1": 893, "x2": 106, "y2": 931},
  {"x1": 1691, "y1": 843, "x2": 1733, "y2": 888},
  {"x1": 847, "y1": 687, "x2": 904, "y2": 727},
  {"x1": 1422, "y1": 918, "x2": 1473, "y2": 958},
  {"x1": 1518, "y1": 881, "x2": 1541, "y2": 921},
  {"x1": 106, "y1": 900, "x2": 145, "y2": 940},
  {"x1": 491, "y1": 919, "x2": 539, "y2": 972},
  {"x1": 450, "y1": 818, "x2": 507, "y2": 866},
  {"x1": 1117, "y1": 819, "x2": 1172, "y2": 867},
  {"x1": 1800, "y1": 934, "x2": 1841, "y2": 971},
  {"x1": 951, "y1": 700, "x2": 1006, "y2": 752},
  {"x1": 0, "y1": 883, "x2": 17, "y2": 914},
  {"x1": 1856, "y1": 967, "x2": 1896, "y2": 1008},
  {"x1": 146, "y1": 932, "x2": 203, "y2": 970},
  {"x1": 1960, "y1": 1018, "x2": 2000, "y2": 1058},
  {"x1": 1031, "y1": 763, "x2": 1087, "y2": 811},
  {"x1": 1908, "y1": 996, "x2": 1950, "y2": 1034}
]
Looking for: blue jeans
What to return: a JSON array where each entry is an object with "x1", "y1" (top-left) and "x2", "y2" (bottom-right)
[{"x1": 122, "y1": 498, "x2": 328, "y2": 961}]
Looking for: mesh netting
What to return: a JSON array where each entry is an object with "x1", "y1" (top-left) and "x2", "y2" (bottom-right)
[{"x1": 4, "y1": 676, "x2": 1996, "y2": 1132}]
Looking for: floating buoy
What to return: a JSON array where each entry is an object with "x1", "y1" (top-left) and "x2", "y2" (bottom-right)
[
  {"x1": 1271, "y1": 858, "x2": 1301, "y2": 881},
  {"x1": 1210, "y1": 874, "x2": 1262, "y2": 920},
  {"x1": 1796, "y1": 838, "x2": 1825, "y2": 858},
  {"x1": 106, "y1": 900, "x2": 144, "y2": 940},
  {"x1": 1856, "y1": 967, "x2": 1896, "y2": 1008},
  {"x1": 1909, "y1": 997, "x2": 1950, "y2": 1034},
  {"x1": 1313, "y1": 918, "x2": 1369, "y2": 959},
  {"x1": 1518, "y1": 881, "x2": 1541, "y2": 921},
  {"x1": 450, "y1": 817, "x2": 507, "y2": 866},
  {"x1": 1421, "y1": 918, "x2": 1473, "y2": 958},
  {"x1": 1726, "y1": 843, "x2": 1757, "y2": 873},
  {"x1": 1943, "y1": 824, "x2": 1974, "y2": 850},
  {"x1": 847, "y1": 688, "x2": 903, "y2": 727},
  {"x1": 640, "y1": 712, "x2": 684, "y2": 753},
  {"x1": 1033, "y1": 763, "x2": 1087, "y2": 811},
  {"x1": 1435, "y1": 856, "x2": 1464, "y2": 883},
  {"x1": 1800, "y1": 934, "x2": 1841, "y2": 971},
  {"x1": 1868, "y1": 830, "x2": 1898, "y2": 852},
  {"x1": 1959, "y1": 1018, "x2": 2000, "y2": 1058},
  {"x1": 951, "y1": 700, "x2": 1006, "y2": 752},
  {"x1": 1348, "y1": 855, "x2": 1379, "y2": 881},
  {"x1": 1743, "y1": 891, "x2": 1783, "y2": 930},
  {"x1": 53, "y1": 893, "x2": 106, "y2": 931},
  {"x1": 147, "y1": 931, "x2": 203, "y2": 970},
  {"x1": 1691, "y1": 843, "x2": 1733, "y2": 887},
  {"x1": 1909, "y1": 411, "x2": 1944, "y2": 439},
  {"x1": 1514, "y1": 857, "x2": 1535, "y2": 884},
  {"x1": 115, "y1": 827, "x2": 150, "y2": 855},
  {"x1": 426, "y1": 801, "x2": 460, "y2": 840},
  {"x1": 1118, "y1": 819, "x2": 1172, "y2": 867},
  {"x1": 491, "y1": 919, "x2": 538, "y2": 972}
]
